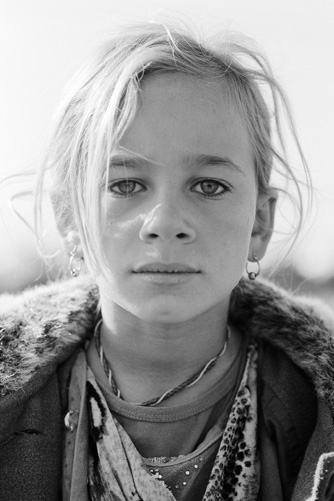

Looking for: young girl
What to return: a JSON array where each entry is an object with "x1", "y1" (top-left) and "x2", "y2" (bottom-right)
[{"x1": 1, "y1": 21, "x2": 334, "y2": 501}]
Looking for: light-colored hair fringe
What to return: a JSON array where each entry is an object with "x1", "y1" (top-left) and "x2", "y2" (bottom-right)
[{"x1": 34, "y1": 20, "x2": 312, "y2": 278}]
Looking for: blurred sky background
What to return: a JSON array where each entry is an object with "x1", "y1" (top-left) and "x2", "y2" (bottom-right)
[{"x1": 0, "y1": 0, "x2": 334, "y2": 296}]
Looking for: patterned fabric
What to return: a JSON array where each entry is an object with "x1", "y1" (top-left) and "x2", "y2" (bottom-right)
[
  {"x1": 87, "y1": 372, "x2": 175, "y2": 501},
  {"x1": 87, "y1": 346, "x2": 259, "y2": 501},
  {"x1": 203, "y1": 345, "x2": 259, "y2": 500}
]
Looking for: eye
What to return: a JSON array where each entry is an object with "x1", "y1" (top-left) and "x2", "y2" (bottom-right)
[
  {"x1": 108, "y1": 179, "x2": 145, "y2": 197},
  {"x1": 191, "y1": 178, "x2": 231, "y2": 198}
]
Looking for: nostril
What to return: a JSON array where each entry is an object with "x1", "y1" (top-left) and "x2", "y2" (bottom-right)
[{"x1": 177, "y1": 233, "x2": 189, "y2": 239}]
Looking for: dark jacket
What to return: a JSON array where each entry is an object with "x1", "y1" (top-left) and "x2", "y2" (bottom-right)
[{"x1": 1, "y1": 276, "x2": 334, "y2": 500}]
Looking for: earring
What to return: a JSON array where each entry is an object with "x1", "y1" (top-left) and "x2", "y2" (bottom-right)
[
  {"x1": 246, "y1": 255, "x2": 260, "y2": 280},
  {"x1": 69, "y1": 245, "x2": 83, "y2": 277}
]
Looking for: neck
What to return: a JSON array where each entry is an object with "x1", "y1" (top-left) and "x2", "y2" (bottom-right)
[{"x1": 98, "y1": 299, "x2": 240, "y2": 405}]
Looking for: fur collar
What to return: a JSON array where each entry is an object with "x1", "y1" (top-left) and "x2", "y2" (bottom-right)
[{"x1": 1, "y1": 276, "x2": 334, "y2": 413}]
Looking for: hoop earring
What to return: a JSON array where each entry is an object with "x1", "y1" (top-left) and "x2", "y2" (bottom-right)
[
  {"x1": 246, "y1": 255, "x2": 260, "y2": 281},
  {"x1": 69, "y1": 245, "x2": 83, "y2": 277}
]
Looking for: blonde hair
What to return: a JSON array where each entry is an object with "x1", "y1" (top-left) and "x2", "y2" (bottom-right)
[{"x1": 35, "y1": 21, "x2": 311, "y2": 277}]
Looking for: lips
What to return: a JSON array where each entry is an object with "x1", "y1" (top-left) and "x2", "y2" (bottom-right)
[{"x1": 134, "y1": 263, "x2": 199, "y2": 273}]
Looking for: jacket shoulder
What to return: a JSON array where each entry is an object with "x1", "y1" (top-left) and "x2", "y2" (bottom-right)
[
  {"x1": 230, "y1": 278, "x2": 334, "y2": 417},
  {"x1": 0, "y1": 276, "x2": 98, "y2": 404}
]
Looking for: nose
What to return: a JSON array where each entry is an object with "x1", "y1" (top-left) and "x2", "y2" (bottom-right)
[{"x1": 139, "y1": 203, "x2": 196, "y2": 244}]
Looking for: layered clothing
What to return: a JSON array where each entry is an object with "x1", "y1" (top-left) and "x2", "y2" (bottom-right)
[{"x1": 1, "y1": 276, "x2": 334, "y2": 500}]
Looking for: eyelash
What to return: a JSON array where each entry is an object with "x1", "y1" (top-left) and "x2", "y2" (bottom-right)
[
  {"x1": 191, "y1": 178, "x2": 231, "y2": 198},
  {"x1": 108, "y1": 179, "x2": 145, "y2": 197},
  {"x1": 108, "y1": 178, "x2": 231, "y2": 199}
]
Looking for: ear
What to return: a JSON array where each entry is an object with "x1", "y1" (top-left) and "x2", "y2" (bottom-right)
[
  {"x1": 64, "y1": 230, "x2": 84, "y2": 258},
  {"x1": 249, "y1": 188, "x2": 278, "y2": 260}
]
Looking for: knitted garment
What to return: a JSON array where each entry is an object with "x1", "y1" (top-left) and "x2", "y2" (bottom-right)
[{"x1": 86, "y1": 346, "x2": 259, "y2": 501}]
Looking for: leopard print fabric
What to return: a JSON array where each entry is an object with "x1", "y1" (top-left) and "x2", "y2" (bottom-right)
[{"x1": 203, "y1": 345, "x2": 259, "y2": 500}]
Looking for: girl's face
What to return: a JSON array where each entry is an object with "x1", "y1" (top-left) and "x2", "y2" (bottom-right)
[{"x1": 95, "y1": 73, "x2": 271, "y2": 324}]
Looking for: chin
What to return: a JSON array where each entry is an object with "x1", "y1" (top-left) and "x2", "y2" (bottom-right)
[{"x1": 135, "y1": 305, "x2": 198, "y2": 325}]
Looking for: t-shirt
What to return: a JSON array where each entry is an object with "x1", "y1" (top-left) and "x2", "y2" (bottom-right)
[{"x1": 86, "y1": 330, "x2": 247, "y2": 500}]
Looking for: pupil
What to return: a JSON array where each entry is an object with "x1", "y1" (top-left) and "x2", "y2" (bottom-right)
[
  {"x1": 119, "y1": 181, "x2": 135, "y2": 193},
  {"x1": 202, "y1": 181, "x2": 217, "y2": 194}
]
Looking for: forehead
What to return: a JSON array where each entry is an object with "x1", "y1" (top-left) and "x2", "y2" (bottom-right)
[
  {"x1": 119, "y1": 73, "x2": 252, "y2": 168},
  {"x1": 138, "y1": 72, "x2": 242, "y2": 121}
]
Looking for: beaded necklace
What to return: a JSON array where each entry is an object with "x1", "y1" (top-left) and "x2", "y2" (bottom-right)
[{"x1": 94, "y1": 318, "x2": 230, "y2": 407}]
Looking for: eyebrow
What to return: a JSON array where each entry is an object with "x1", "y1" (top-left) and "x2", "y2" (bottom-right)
[
  {"x1": 110, "y1": 153, "x2": 244, "y2": 175},
  {"x1": 110, "y1": 155, "x2": 146, "y2": 169},
  {"x1": 184, "y1": 154, "x2": 244, "y2": 174}
]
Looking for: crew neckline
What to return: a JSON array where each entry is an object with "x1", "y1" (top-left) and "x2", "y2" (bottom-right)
[{"x1": 86, "y1": 328, "x2": 248, "y2": 422}]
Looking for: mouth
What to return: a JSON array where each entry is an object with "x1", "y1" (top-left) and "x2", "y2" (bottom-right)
[{"x1": 134, "y1": 263, "x2": 200, "y2": 274}]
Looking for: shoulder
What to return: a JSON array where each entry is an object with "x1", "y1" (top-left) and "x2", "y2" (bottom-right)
[
  {"x1": 230, "y1": 277, "x2": 334, "y2": 416},
  {"x1": 231, "y1": 277, "x2": 334, "y2": 334},
  {"x1": 0, "y1": 276, "x2": 98, "y2": 404}
]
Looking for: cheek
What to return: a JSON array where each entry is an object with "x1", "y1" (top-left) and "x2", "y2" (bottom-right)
[
  {"x1": 208, "y1": 203, "x2": 255, "y2": 263},
  {"x1": 212, "y1": 200, "x2": 255, "y2": 237},
  {"x1": 102, "y1": 206, "x2": 144, "y2": 248}
]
